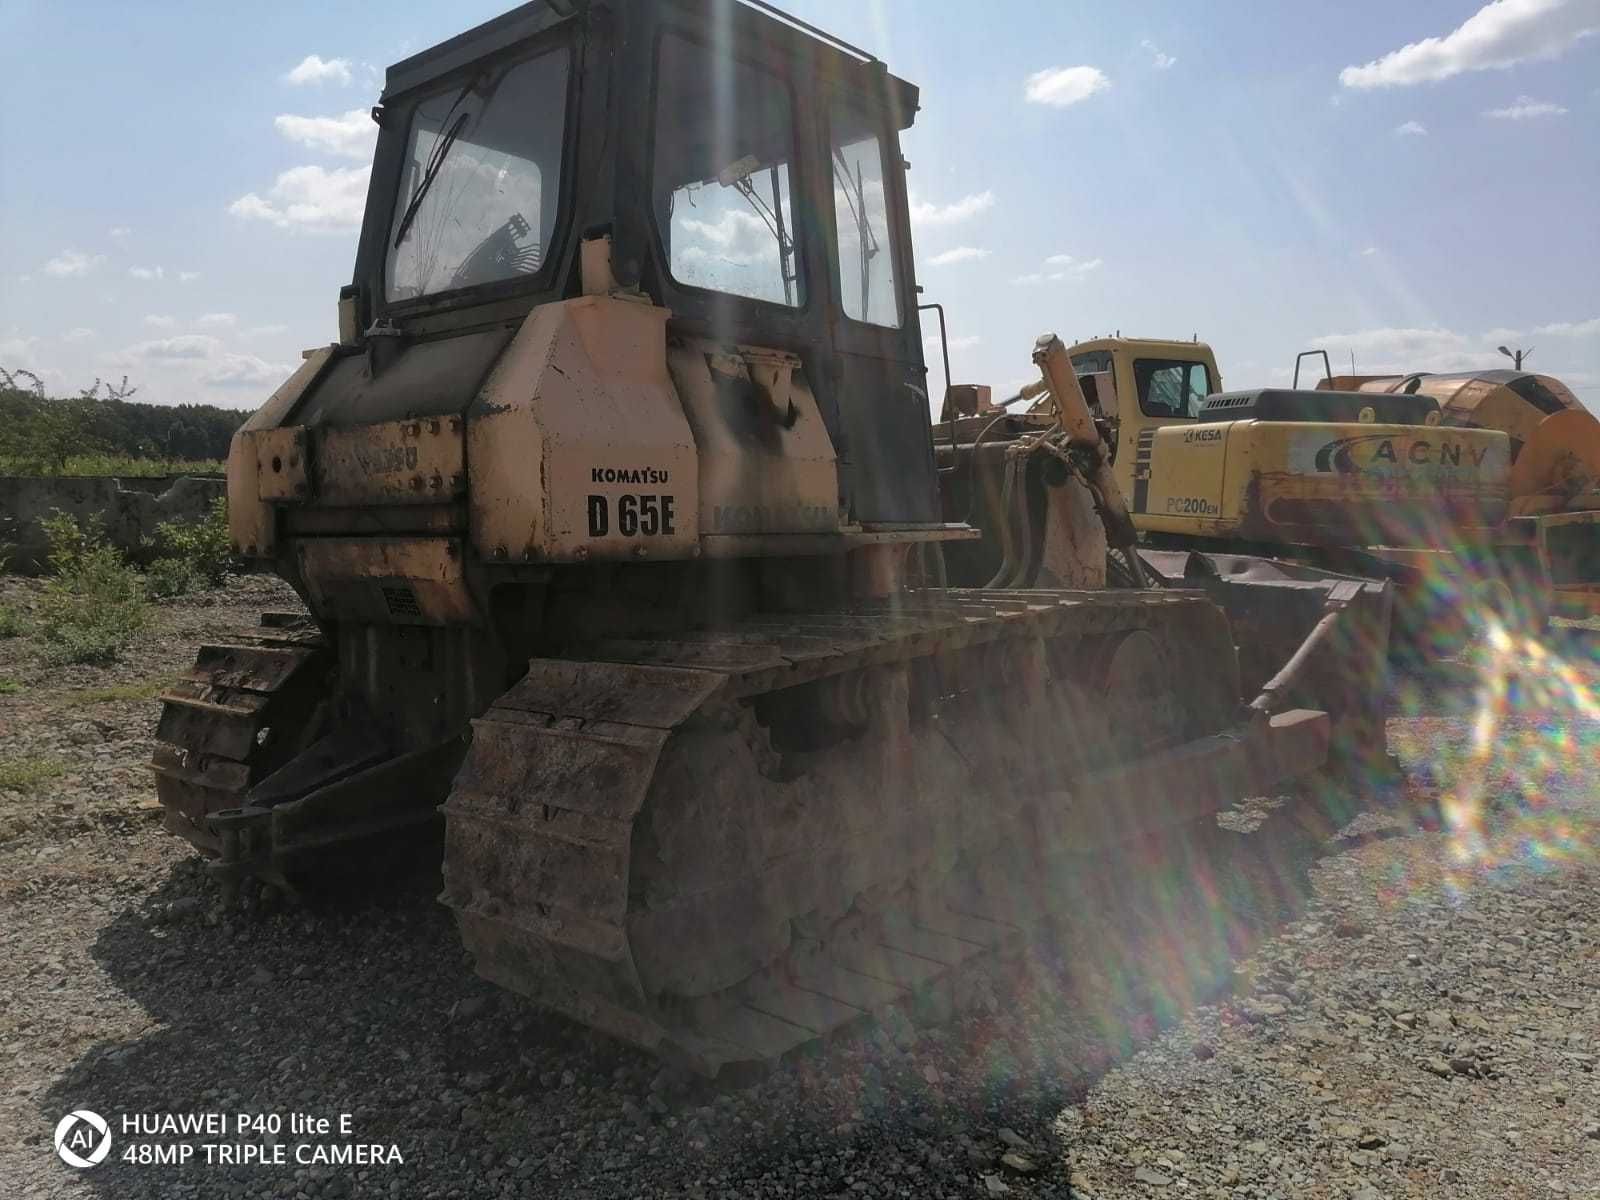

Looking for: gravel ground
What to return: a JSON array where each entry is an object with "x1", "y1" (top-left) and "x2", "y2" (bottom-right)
[{"x1": 2, "y1": 574, "x2": 1597, "y2": 1199}]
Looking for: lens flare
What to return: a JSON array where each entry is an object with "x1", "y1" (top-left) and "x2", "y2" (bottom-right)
[{"x1": 1396, "y1": 608, "x2": 1600, "y2": 901}]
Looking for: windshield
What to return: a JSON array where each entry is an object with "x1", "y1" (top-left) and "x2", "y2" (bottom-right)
[{"x1": 386, "y1": 48, "x2": 570, "y2": 303}]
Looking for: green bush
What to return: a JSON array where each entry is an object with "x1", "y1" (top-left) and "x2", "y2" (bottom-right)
[
  {"x1": 35, "y1": 512, "x2": 150, "y2": 665},
  {"x1": 148, "y1": 497, "x2": 233, "y2": 588},
  {"x1": 0, "y1": 605, "x2": 21, "y2": 639},
  {"x1": 145, "y1": 556, "x2": 198, "y2": 598}
]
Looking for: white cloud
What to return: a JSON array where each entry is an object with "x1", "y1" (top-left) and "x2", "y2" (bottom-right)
[
  {"x1": 1023, "y1": 65, "x2": 1111, "y2": 107},
  {"x1": 1340, "y1": 0, "x2": 1600, "y2": 89},
  {"x1": 1016, "y1": 254, "x2": 1103, "y2": 283},
  {"x1": 1361, "y1": 246, "x2": 1380, "y2": 256},
  {"x1": 43, "y1": 249, "x2": 105, "y2": 278},
  {"x1": 1141, "y1": 39, "x2": 1176, "y2": 69},
  {"x1": 1484, "y1": 94, "x2": 1569, "y2": 118},
  {"x1": 678, "y1": 209, "x2": 781, "y2": 266},
  {"x1": 243, "y1": 324, "x2": 290, "y2": 338},
  {"x1": 0, "y1": 333, "x2": 39, "y2": 362},
  {"x1": 1305, "y1": 320, "x2": 1596, "y2": 376},
  {"x1": 178, "y1": 271, "x2": 200, "y2": 283},
  {"x1": 200, "y1": 354, "x2": 294, "y2": 388},
  {"x1": 926, "y1": 246, "x2": 989, "y2": 267},
  {"x1": 108, "y1": 226, "x2": 130, "y2": 238},
  {"x1": 1044, "y1": 254, "x2": 1102, "y2": 273},
  {"x1": 1534, "y1": 316, "x2": 1600, "y2": 336},
  {"x1": 230, "y1": 164, "x2": 371, "y2": 233},
  {"x1": 144, "y1": 314, "x2": 178, "y2": 329},
  {"x1": 1394, "y1": 119, "x2": 1429, "y2": 136},
  {"x1": 909, "y1": 190, "x2": 995, "y2": 228},
  {"x1": 285, "y1": 54, "x2": 353, "y2": 86},
  {"x1": 196, "y1": 313, "x2": 237, "y2": 328},
  {"x1": 129, "y1": 265, "x2": 165, "y2": 280},
  {"x1": 274, "y1": 109, "x2": 376, "y2": 159},
  {"x1": 60, "y1": 327, "x2": 95, "y2": 343},
  {"x1": 117, "y1": 334, "x2": 224, "y2": 363}
]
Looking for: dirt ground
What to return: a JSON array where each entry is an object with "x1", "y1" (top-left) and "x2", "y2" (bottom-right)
[{"x1": 2, "y1": 574, "x2": 1597, "y2": 1199}]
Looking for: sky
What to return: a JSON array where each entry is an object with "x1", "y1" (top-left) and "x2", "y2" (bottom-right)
[{"x1": 1, "y1": 0, "x2": 1597, "y2": 413}]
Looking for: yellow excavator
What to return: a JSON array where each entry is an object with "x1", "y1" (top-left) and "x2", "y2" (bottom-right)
[
  {"x1": 952, "y1": 335, "x2": 1600, "y2": 649},
  {"x1": 153, "y1": 0, "x2": 1385, "y2": 1076}
]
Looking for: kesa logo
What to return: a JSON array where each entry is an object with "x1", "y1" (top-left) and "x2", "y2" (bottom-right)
[{"x1": 55, "y1": 1110, "x2": 112, "y2": 1169}]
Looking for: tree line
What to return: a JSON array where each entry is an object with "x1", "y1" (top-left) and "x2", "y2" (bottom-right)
[{"x1": 0, "y1": 369, "x2": 249, "y2": 473}]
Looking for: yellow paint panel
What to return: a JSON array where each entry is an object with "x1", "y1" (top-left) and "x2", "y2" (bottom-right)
[
  {"x1": 1136, "y1": 424, "x2": 1230, "y2": 527},
  {"x1": 297, "y1": 537, "x2": 477, "y2": 626},
  {"x1": 315, "y1": 417, "x2": 466, "y2": 507},
  {"x1": 468, "y1": 296, "x2": 700, "y2": 563}
]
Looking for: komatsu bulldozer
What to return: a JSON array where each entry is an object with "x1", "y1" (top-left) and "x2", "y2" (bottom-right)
[
  {"x1": 154, "y1": 0, "x2": 1368, "y2": 1076},
  {"x1": 982, "y1": 336, "x2": 1600, "y2": 647}
]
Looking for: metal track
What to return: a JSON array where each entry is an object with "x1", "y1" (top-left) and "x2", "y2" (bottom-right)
[
  {"x1": 441, "y1": 588, "x2": 1323, "y2": 1076},
  {"x1": 151, "y1": 613, "x2": 333, "y2": 854}
]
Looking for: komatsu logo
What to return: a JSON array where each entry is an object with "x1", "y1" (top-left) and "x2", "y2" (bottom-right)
[
  {"x1": 1313, "y1": 435, "x2": 1491, "y2": 474},
  {"x1": 591, "y1": 466, "x2": 670, "y2": 485},
  {"x1": 353, "y1": 445, "x2": 418, "y2": 475}
]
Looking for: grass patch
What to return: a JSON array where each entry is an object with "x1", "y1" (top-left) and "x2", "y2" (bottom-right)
[
  {"x1": 35, "y1": 512, "x2": 151, "y2": 665},
  {"x1": 0, "y1": 678, "x2": 21, "y2": 695},
  {"x1": 59, "y1": 677, "x2": 168, "y2": 706},
  {"x1": 0, "y1": 756, "x2": 66, "y2": 794},
  {"x1": 0, "y1": 605, "x2": 21, "y2": 639}
]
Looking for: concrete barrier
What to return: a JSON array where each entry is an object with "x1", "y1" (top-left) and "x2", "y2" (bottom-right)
[{"x1": 0, "y1": 475, "x2": 226, "y2": 574}]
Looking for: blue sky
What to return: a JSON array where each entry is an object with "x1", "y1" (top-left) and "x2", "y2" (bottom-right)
[{"x1": 1, "y1": 0, "x2": 1596, "y2": 412}]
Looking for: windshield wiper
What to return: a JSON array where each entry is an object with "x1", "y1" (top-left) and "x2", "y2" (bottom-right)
[{"x1": 392, "y1": 102, "x2": 472, "y2": 251}]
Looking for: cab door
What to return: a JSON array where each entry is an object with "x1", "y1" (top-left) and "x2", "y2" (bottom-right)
[{"x1": 1119, "y1": 356, "x2": 1216, "y2": 520}]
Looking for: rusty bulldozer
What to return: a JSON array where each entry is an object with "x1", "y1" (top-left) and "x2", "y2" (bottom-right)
[{"x1": 153, "y1": 0, "x2": 1391, "y2": 1076}]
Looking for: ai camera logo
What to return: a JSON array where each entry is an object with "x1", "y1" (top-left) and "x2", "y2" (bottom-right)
[{"x1": 55, "y1": 1110, "x2": 112, "y2": 1169}]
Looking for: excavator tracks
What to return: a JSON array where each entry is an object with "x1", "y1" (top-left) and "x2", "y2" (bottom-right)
[
  {"x1": 441, "y1": 588, "x2": 1325, "y2": 1077},
  {"x1": 151, "y1": 614, "x2": 333, "y2": 854}
]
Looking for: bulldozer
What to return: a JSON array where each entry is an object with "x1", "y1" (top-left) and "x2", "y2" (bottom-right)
[
  {"x1": 153, "y1": 0, "x2": 1376, "y2": 1076},
  {"x1": 969, "y1": 335, "x2": 1600, "y2": 649}
]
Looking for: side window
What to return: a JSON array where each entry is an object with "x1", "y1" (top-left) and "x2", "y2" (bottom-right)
[
  {"x1": 653, "y1": 33, "x2": 801, "y2": 307},
  {"x1": 1135, "y1": 359, "x2": 1212, "y2": 419},
  {"x1": 1185, "y1": 363, "x2": 1213, "y2": 416},
  {"x1": 1070, "y1": 351, "x2": 1112, "y2": 376},
  {"x1": 830, "y1": 101, "x2": 900, "y2": 327}
]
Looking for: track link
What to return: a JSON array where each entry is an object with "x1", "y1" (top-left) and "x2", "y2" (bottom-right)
[
  {"x1": 441, "y1": 589, "x2": 1321, "y2": 1075},
  {"x1": 152, "y1": 613, "x2": 333, "y2": 854}
]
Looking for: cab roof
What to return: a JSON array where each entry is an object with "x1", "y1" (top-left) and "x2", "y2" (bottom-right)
[{"x1": 382, "y1": 0, "x2": 919, "y2": 127}]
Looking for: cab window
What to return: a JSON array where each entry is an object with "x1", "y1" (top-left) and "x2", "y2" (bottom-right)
[
  {"x1": 652, "y1": 32, "x2": 802, "y2": 307},
  {"x1": 386, "y1": 49, "x2": 571, "y2": 302},
  {"x1": 830, "y1": 99, "x2": 900, "y2": 327},
  {"x1": 1134, "y1": 359, "x2": 1213, "y2": 419}
]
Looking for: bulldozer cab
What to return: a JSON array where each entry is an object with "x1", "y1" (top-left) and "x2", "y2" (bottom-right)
[{"x1": 347, "y1": 0, "x2": 939, "y2": 525}]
